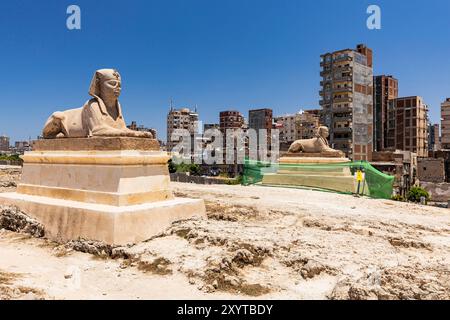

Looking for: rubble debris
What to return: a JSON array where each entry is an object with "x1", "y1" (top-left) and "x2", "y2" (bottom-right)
[{"x1": 0, "y1": 206, "x2": 44, "y2": 238}]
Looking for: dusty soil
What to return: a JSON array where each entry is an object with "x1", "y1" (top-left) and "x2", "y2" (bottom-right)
[
  {"x1": 0, "y1": 166, "x2": 20, "y2": 192},
  {"x1": 0, "y1": 168, "x2": 449, "y2": 300}
]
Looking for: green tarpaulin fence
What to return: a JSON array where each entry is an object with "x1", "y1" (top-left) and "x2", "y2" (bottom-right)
[{"x1": 242, "y1": 158, "x2": 394, "y2": 199}]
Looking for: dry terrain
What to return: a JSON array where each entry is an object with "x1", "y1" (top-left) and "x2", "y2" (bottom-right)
[{"x1": 0, "y1": 167, "x2": 449, "y2": 300}]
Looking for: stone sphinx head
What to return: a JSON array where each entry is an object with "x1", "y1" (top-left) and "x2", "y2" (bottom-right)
[
  {"x1": 43, "y1": 68, "x2": 153, "y2": 139},
  {"x1": 89, "y1": 69, "x2": 122, "y2": 101},
  {"x1": 318, "y1": 126, "x2": 329, "y2": 139}
]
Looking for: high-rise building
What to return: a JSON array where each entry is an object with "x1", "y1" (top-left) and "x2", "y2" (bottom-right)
[
  {"x1": 373, "y1": 75, "x2": 398, "y2": 151},
  {"x1": 441, "y1": 98, "x2": 450, "y2": 149},
  {"x1": 218, "y1": 110, "x2": 246, "y2": 176},
  {"x1": 166, "y1": 107, "x2": 199, "y2": 151},
  {"x1": 391, "y1": 96, "x2": 428, "y2": 157},
  {"x1": 248, "y1": 108, "x2": 273, "y2": 133},
  {"x1": 219, "y1": 111, "x2": 244, "y2": 132},
  {"x1": 0, "y1": 135, "x2": 10, "y2": 152},
  {"x1": 320, "y1": 44, "x2": 374, "y2": 160},
  {"x1": 428, "y1": 124, "x2": 440, "y2": 152}
]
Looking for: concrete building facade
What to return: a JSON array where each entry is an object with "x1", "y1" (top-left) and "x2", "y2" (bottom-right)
[
  {"x1": 391, "y1": 96, "x2": 429, "y2": 158},
  {"x1": 428, "y1": 123, "x2": 440, "y2": 152},
  {"x1": 128, "y1": 121, "x2": 157, "y2": 139},
  {"x1": 219, "y1": 111, "x2": 244, "y2": 132},
  {"x1": 275, "y1": 114, "x2": 297, "y2": 143},
  {"x1": 320, "y1": 44, "x2": 374, "y2": 161},
  {"x1": 203, "y1": 123, "x2": 220, "y2": 132},
  {"x1": 373, "y1": 75, "x2": 398, "y2": 151},
  {"x1": 0, "y1": 135, "x2": 10, "y2": 152},
  {"x1": 417, "y1": 158, "x2": 445, "y2": 183},
  {"x1": 166, "y1": 107, "x2": 199, "y2": 151},
  {"x1": 441, "y1": 98, "x2": 450, "y2": 149},
  {"x1": 275, "y1": 110, "x2": 319, "y2": 144},
  {"x1": 248, "y1": 108, "x2": 273, "y2": 134}
]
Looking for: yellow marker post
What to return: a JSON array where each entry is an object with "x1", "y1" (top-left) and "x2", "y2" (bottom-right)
[{"x1": 356, "y1": 170, "x2": 363, "y2": 182}]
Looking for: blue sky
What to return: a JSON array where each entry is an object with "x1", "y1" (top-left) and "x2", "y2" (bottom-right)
[{"x1": 0, "y1": 0, "x2": 449, "y2": 143}]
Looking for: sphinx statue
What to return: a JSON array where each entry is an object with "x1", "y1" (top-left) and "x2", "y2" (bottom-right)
[
  {"x1": 287, "y1": 126, "x2": 345, "y2": 157},
  {"x1": 42, "y1": 69, "x2": 152, "y2": 139}
]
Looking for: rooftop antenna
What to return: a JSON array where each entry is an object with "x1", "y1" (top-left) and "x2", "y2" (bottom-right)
[
  {"x1": 194, "y1": 104, "x2": 198, "y2": 113},
  {"x1": 170, "y1": 98, "x2": 174, "y2": 111}
]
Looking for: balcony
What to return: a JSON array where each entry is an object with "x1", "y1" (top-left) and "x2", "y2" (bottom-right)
[
  {"x1": 319, "y1": 99, "x2": 331, "y2": 106},
  {"x1": 332, "y1": 137, "x2": 352, "y2": 142},
  {"x1": 333, "y1": 126, "x2": 352, "y2": 133},
  {"x1": 334, "y1": 65, "x2": 353, "y2": 72},
  {"x1": 333, "y1": 55, "x2": 352, "y2": 63},
  {"x1": 333, "y1": 113, "x2": 352, "y2": 120},
  {"x1": 333, "y1": 87, "x2": 352, "y2": 93},
  {"x1": 334, "y1": 75, "x2": 353, "y2": 82},
  {"x1": 331, "y1": 106, "x2": 352, "y2": 113},
  {"x1": 320, "y1": 70, "x2": 331, "y2": 77},
  {"x1": 333, "y1": 97, "x2": 353, "y2": 104}
]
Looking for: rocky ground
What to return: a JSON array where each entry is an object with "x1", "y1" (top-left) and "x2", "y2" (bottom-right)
[
  {"x1": 0, "y1": 166, "x2": 20, "y2": 193},
  {"x1": 0, "y1": 167, "x2": 449, "y2": 300}
]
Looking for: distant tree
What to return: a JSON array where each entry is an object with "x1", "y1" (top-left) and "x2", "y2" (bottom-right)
[
  {"x1": 407, "y1": 186, "x2": 430, "y2": 203},
  {"x1": 188, "y1": 164, "x2": 201, "y2": 176},
  {"x1": 168, "y1": 160, "x2": 177, "y2": 173}
]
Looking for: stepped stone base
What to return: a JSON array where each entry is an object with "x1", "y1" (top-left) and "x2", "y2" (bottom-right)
[
  {"x1": 0, "y1": 193, "x2": 205, "y2": 245},
  {"x1": 262, "y1": 173, "x2": 357, "y2": 193},
  {"x1": 261, "y1": 156, "x2": 367, "y2": 193},
  {"x1": 0, "y1": 137, "x2": 206, "y2": 245}
]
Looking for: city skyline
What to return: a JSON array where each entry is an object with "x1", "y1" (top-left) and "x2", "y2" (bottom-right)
[{"x1": 1, "y1": 0, "x2": 450, "y2": 143}]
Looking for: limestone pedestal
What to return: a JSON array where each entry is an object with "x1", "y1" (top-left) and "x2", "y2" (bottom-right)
[
  {"x1": 261, "y1": 156, "x2": 365, "y2": 194},
  {"x1": 0, "y1": 137, "x2": 206, "y2": 245}
]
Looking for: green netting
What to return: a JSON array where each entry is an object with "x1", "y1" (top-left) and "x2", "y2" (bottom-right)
[{"x1": 242, "y1": 158, "x2": 394, "y2": 199}]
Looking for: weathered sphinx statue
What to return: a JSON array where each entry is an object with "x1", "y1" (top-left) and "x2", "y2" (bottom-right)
[
  {"x1": 288, "y1": 126, "x2": 345, "y2": 157},
  {"x1": 43, "y1": 69, "x2": 152, "y2": 139}
]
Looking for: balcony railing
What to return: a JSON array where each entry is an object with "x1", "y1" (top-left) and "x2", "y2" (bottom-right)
[
  {"x1": 333, "y1": 127, "x2": 352, "y2": 133},
  {"x1": 333, "y1": 55, "x2": 352, "y2": 63},
  {"x1": 333, "y1": 97, "x2": 353, "y2": 103},
  {"x1": 333, "y1": 87, "x2": 352, "y2": 93},
  {"x1": 332, "y1": 109, "x2": 352, "y2": 116},
  {"x1": 333, "y1": 76, "x2": 353, "y2": 81}
]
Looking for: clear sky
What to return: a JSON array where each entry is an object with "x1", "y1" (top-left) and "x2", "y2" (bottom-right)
[{"x1": 0, "y1": 0, "x2": 449, "y2": 143}]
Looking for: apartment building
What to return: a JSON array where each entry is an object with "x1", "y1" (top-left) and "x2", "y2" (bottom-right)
[
  {"x1": 441, "y1": 98, "x2": 450, "y2": 149},
  {"x1": 248, "y1": 108, "x2": 273, "y2": 133},
  {"x1": 275, "y1": 110, "x2": 320, "y2": 143},
  {"x1": 391, "y1": 96, "x2": 428, "y2": 157},
  {"x1": 166, "y1": 107, "x2": 199, "y2": 151},
  {"x1": 320, "y1": 44, "x2": 374, "y2": 161},
  {"x1": 428, "y1": 123, "x2": 440, "y2": 152},
  {"x1": 373, "y1": 75, "x2": 399, "y2": 151},
  {"x1": 219, "y1": 110, "x2": 244, "y2": 132},
  {"x1": 0, "y1": 135, "x2": 10, "y2": 152}
]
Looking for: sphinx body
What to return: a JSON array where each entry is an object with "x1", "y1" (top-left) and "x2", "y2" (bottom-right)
[
  {"x1": 42, "y1": 69, "x2": 152, "y2": 139},
  {"x1": 288, "y1": 126, "x2": 345, "y2": 157}
]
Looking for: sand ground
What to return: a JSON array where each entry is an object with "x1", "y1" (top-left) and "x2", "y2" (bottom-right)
[{"x1": 0, "y1": 168, "x2": 449, "y2": 300}]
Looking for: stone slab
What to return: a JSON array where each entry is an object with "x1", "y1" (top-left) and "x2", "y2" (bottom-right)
[
  {"x1": 0, "y1": 192, "x2": 206, "y2": 245},
  {"x1": 279, "y1": 157, "x2": 351, "y2": 164},
  {"x1": 281, "y1": 152, "x2": 346, "y2": 158},
  {"x1": 261, "y1": 173, "x2": 358, "y2": 193},
  {"x1": 21, "y1": 150, "x2": 171, "y2": 165},
  {"x1": 32, "y1": 137, "x2": 160, "y2": 151}
]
